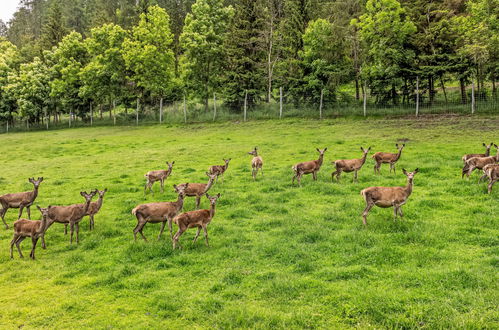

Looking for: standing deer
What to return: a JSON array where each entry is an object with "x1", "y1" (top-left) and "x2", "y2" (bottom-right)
[
  {"x1": 86, "y1": 188, "x2": 107, "y2": 230},
  {"x1": 209, "y1": 159, "x2": 231, "y2": 183},
  {"x1": 172, "y1": 193, "x2": 220, "y2": 249},
  {"x1": 483, "y1": 164, "x2": 499, "y2": 193},
  {"x1": 360, "y1": 168, "x2": 419, "y2": 226},
  {"x1": 461, "y1": 142, "x2": 493, "y2": 178},
  {"x1": 10, "y1": 205, "x2": 51, "y2": 260},
  {"x1": 332, "y1": 146, "x2": 371, "y2": 182},
  {"x1": 248, "y1": 147, "x2": 263, "y2": 180},
  {"x1": 144, "y1": 161, "x2": 174, "y2": 194},
  {"x1": 44, "y1": 191, "x2": 96, "y2": 245},
  {"x1": 176, "y1": 172, "x2": 217, "y2": 209},
  {"x1": 132, "y1": 184, "x2": 189, "y2": 241},
  {"x1": 464, "y1": 144, "x2": 499, "y2": 179},
  {"x1": 0, "y1": 177, "x2": 43, "y2": 229},
  {"x1": 372, "y1": 144, "x2": 405, "y2": 174},
  {"x1": 292, "y1": 148, "x2": 327, "y2": 185}
]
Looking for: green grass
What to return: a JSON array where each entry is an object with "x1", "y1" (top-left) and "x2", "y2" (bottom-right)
[{"x1": 0, "y1": 116, "x2": 498, "y2": 328}]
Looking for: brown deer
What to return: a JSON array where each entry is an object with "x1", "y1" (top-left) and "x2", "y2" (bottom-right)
[
  {"x1": 132, "y1": 184, "x2": 189, "y2": 241},
  {"x1": 10, "y1": 205, "x2": 51, "y2": 260},
  {"x1": 292, "y1": 148, "x2": 327, "y2": 185},
  {"x1": 332, "y1": 146, "x2": 371, "y2": 182},
  {"x1": 176, "y1": 172, "x2": 217, "y2": 209},
  {"x1": 372, "y1": 144, "x2": 405, "y2": 174},
  {"x1": 44, "y1": 191, "x2": 96, "y2": 245},
  {"x1": 144, "y1": 161, "x2": 174, "y2": 194},
  {"x1": 483, "y1": 164, "x2": 499, "y2": 193},
  {"x1": 86, "y1": 188, "x2": 107, "y2": 230},
  {"x1": 172, "y1": 193, "x2": 220, "y2": 249},
  {"x1": 461, "y1": 142, "x2": 493, "y2": 178},
  {"x1": 248, "y1": 147, "x2": 263, "y2": 180},
  {"x1": 464, "y1": 144, "x2": 499, "y2": 179},
  {"x1": 209, "y1": 159, "x2": 231, "y2": 183},
  {"x1": 360, "y1": 168, "x2": 419, "y2": 226},
  {"x1": 0, "y1": 177, "x2": 44, "y2": 229}
]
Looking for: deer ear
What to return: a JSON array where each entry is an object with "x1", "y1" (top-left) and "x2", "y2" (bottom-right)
[
  {"x1": 316, "y1": 148, "x2": 320, "y2": 152},
  {"x1": 414, "y1": 168, "x2": 419, "y2": 173},
  {"x1": 483, "y1": 143, "x2": 487, "y2": 147},
  {"x1": 184, "y1": 183, "x2": 189, "y2": 189},
  {"x1": 396, "y1": 143, "x2": 398, "y2": 148},
  {"x1": 172, "y1": 161, "x2": 175, "y2": 165},
  {"x1": 324, "y1": 148, "x2": 328, "y2": 151},
  {"x1": 173, "y1": 184, "x2": 177, "y2": 189},
  {"x1": 402, "y1": 168, "x2": 407, "y2": 175},
  {"x1": 205, "y1": 193, "x2": 210, "y2": 199},
  {"x1": 37, "y1": 205, "x2": 42, "y2": 211},
  {"x1": 205, "y1": 171, "x2": 210, "y2": 176},
  {"x1": 104, "y1": 188, "x2": 108, "y2": 192},
  {"x1": 80, "y1": 191, "x2": 85, "y2": 197},
  {"x1": 217, "y1": 193, "x2": 221, "y2": 198},
  {"x1": 403, "y1": 144, "x2": 405, "y2": 147}
]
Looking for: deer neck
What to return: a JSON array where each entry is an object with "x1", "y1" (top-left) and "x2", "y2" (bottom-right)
[
  {"x1": 404, "y1": 178, "x2": 414, "y2": 196},
  {"x1": 485, "y1": 148, "x2": 491, "y2": 157},
  {"x1": 37, "y1": 216, "x2": 48, "y2": 235},
  {"x1": 175, "y1": 194, "x2": 185, "y2": 211},
  {"x1": 317, "y1": 154, "x2": 324, "y2": 167},
  {"x1": 209, "y1": 203, "x2": 216, "y2": 219},
  {"x1": 82, "y1": 199, "x2": 92, "y2": 215},
  {"x1": 204, "y1": 178, "x2": 215, "y2": 193},
  {"x1": 395, "y1": 149, "x2": 403, "y2": 161},
  {"x1": 31, "y1": 185, "x2": 39, "y2": 201},
  {"x1": 360, "y1": 152, "x2": 368, "y2": 165},
  {"x1": 96, "y1": 196, "x2": 104, "y2": 209}
]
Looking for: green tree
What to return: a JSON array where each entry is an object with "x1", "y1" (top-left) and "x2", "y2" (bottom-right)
[
  {"x1": 179, "y1": 0, "x2": 233, "y2": 110},
  {"x1": 0, "y1": 39, "x2": 20, "y2": 124},
  {"x1": 41, "y1": 1, "x2": 68, "y2": 50}
]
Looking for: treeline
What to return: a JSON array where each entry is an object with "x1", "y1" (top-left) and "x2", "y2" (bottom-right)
[{"x1": 0, "y1": 0, "x2": 497, "y2": 124}]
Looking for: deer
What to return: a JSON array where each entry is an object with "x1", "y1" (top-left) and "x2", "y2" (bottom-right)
[
  {"x1": 331, "y1": 146, "x2": 371, "y2": 182},
  {"x1": 144, "y1": 161, "x2": 174, "y2": 194},
  {"x1": 132, "y1": 184, "x2": 189, "y2": 241},
  {"x1": 360, "y1": 168, "x2": 419, "y2": 226},
  {"x1": 176, "y1": 172, "x2": 217, "y2": 209},
  {"x1": 248, "y1": 147, "x2": 263, "y2": 180},
  {"x1": 464, "y1": 144, "x2": 499, "y2": 180},
  {"x1": 43, "y1": 191, "x2": 96, "y2": 245},
  {"x1": 10, "y1": 205, "x2": 51, "y2": 260},
  {"x1": 292, "y1": 148, "x2": 327, "y2": 185},
  {"x1": 209, "y1": 158, "x2": 231, "y2": 183},
  {"x1": 461, "y1": 142, "x2": 493, "y2": 178},
  {"x1": 0, "y1": 177, "x2": 44, "y2": 229},
  {"x1": 483, "y1": 164, "x2": 499, "y2": 193},
  {"x1": 172, "y1": 193, "x2": 220, "y2": 249},
  {"x1": 372, "y1": 144, "x2": 405, "y2": 174},
  {"x1": 63, "y1": 188, "x2": 108, "y2": 232}
]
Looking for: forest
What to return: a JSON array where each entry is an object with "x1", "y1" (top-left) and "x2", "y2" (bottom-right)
[{"x1": 0, "y1": 0, "x2": 497, "y2": 125}]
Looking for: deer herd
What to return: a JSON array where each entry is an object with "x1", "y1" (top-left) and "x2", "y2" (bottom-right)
[{"x1": 1, "y1": 142, "x2": 497, "y2": 260}]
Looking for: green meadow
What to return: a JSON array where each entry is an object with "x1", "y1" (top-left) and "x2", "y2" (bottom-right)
[{"x1": 0, "y1": 116, "x2": 497, "y2": 328}]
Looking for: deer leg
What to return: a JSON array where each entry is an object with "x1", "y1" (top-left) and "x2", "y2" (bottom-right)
[
  {"x1": 393, "y1": 206, "x2": 398, "y2": 220},
  {"x1": 478, "y1": 174, "x2": 487, "y2": 183},
  {"x1": 195, "y1": 196, "x2": 201, "y2": 209},
  {"x1": 160, "y1": 179, "x2": 164, "y2": 193},
  {"x1": 158, "y1": 221, "x2": 166, "y2": 240},
  {"x1": 41, "y1": 234, "x2": 46, "y2": 249},
  {"x1": 30, "y1": 237, "x2": 39, "y2": 259},
  {"x1": 15, "y1": 236, "x2": 26, "y2": 258},
  {"x1": 75, "y1": 222, "x2": 80, "y2": 244},
  {"x1": 64, "y1": 224, "x2": 68, "y2": 235},
  {"x1": 203, "y1": 225, "x2": 209, "y2": 247},
  {"x1": 18, "y1": 206, "x2": 24, "y2": 219},
  {"x1": 10, "y1": 234, "x2": 19, "y2": 258},
  {"x1": 252, "y1": 169, "x2": 256, "y2": 180},
  {"x1": 362, "y1": 202, "x2": 374, "y2": 226},
  {"x1": 90, "y1": 215, "x2": 95, "y2": 230},
  {"x1": 1, "y1": 208, "x2": 8, "y2": 229},
  {"x1": 27, "y1": 206, "x2": 31, "y2": 219},
  {"x1": 337, "y1": 170, "x2": 342, "y2": 182},
  {"x1": 312, "y1": 171, "x2": 317, "y2": 181},
  {"x1": 172, "y1": 228, "x2": 185, "y2": 249},
  {"x1": 398, "y1": 207, "x2": 403, "y2": 218},
  {"x1": 487, "y1": 179, "x2": 496, "y2": 194},
  {"x1": 168, "y1": 218, "x2": 173, "y2": 239},
  {"x1": 193, "y1": 227, "x2": 201, "y2": 243},
  {"x1": 70, "y1": 222, "x2": 75, "y2": 244},
  {"x1": 292, "y1": 173, "x2": 296, "y2": 184},
  {"x1": 354, "y1": 171, "x2": 358, "y2": 183},
  {"x1": 392, "y1": 164, "x2": 396, "y2": 174},
  {"x1": 467, "y1": 165, "x2": 475, "y2": 179}
]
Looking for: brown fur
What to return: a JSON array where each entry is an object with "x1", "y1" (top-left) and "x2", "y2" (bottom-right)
[
  {"x1": 360, "y1": 168, "x2": 419, "y2": 225},
  {"x1": 372, "y1": 144, "x2": 405, "y2": 174},
  {"x1": 0, "y1": 177, "x2": 43, "y2": 229},
  {"x1": 172, "y1": 193, "x2": 220, "y2": 249},
  {"x1": 10, "y1": 206, "x2": 50, "y2": 259},
  {"x1": 332, "y1": 146, "x2": 371, "y2": 182},
  {"x1": 248, "y1": 147, "x2": 263, "y2": 180},
  {"x1": 292, "y1": 148, "x2": 327, "y2": 185},
  {"x1": 209, "y1": 159, "x2": 231, "y2": 183},
  {"x1": 483, "y1": 164, "x2": 499, "y2": 193},
  {"x1": 177, "y1": 172, "x2": 217, "y2": 209},
  {"x1": 132, "y1": 184, "x2": 188, "y2": 241},
  {"x1": 144, "y1": 161, "x2": 174, "y2": 194},
  {"x1": 464, "y1": 144, "x2": 499, "y2": 179},
  {"x1": 461, "y1": 142, "x2": 493, "y2": 178}
]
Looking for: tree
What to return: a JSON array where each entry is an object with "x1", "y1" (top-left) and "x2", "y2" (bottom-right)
[
  {"x1": 41, "y1": 0, "x2": 68, "y2": 50},
  {"x1": 353, "y1": 0, "x2": 416, "y2": 105},
  {"x1": 122, "y1": 5, "x2": 176, "y2": 117},
  {"x1": 0, "y1": 39, "x2": 20, "y2": 124},
  {"x1": 179, "y1": 0, "x2": 233, "y2": 110}
]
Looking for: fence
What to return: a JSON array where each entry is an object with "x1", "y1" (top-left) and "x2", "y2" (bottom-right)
[{"x1": 1, "y1": 84, "x2": 498, "y2": 134}]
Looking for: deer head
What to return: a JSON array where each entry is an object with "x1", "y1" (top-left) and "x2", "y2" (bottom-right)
[
  {"x1": 395, "y1": 144, "x2": 405, "y2": 151},
  {"x1": 36, "y1": 205, "x2": 50, "y2": 219},
  {"x1": 29, "y1": 177, "x2": 44, "y2": 189},
  {"x1": 167, "y1": 161, "x2": 175, "y2": 171},
  {"x1": 402, "y1": 168, "x2": 419, "y2": 182},
  {"x1": 316, "y1": 148, "x2": 327, "y2": 156},
  {"x1": 173, "y1": 183, "x2": 188, "y2": 197},
  {"x1": 224, "y1": 158, "x2": 231, "y2": 166},
  {"x1": 361, "y1": 146, "x2": 371, "y2": 155},
  {"x1": 248, "y1": 147, "x2": 258, "y2": 156},
  {"x1": 205, "y1": 171, "x2": 218, "y2": 181},
  {"x1": 80, "y1": 190, "x2": 96, "y2": 203},
  {"x1": 206, "y1": 193, "x2": 221, "y2": 206},
  {"x1": 94, "y1": 188, "x2": 107, "y2": 198}
]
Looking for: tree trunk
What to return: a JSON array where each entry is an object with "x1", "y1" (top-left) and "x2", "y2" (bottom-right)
[
  {"x1": 460, "y1": 78, "x2": 467, "y2": 104},
  {"x1": 355, "y1": 78, "x2": 360, "y2": 101},
  {"x1": 428, "y1": 76, "x2": 435, "y2": 105}
]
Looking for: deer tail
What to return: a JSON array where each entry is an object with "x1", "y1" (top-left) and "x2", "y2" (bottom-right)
[{"x1": 131, "y1": 206, "x2": 140, "y2": 216}]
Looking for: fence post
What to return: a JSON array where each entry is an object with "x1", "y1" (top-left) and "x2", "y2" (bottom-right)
[
  {"x1": 45, "y1": 109, "x2": 49, "y2": 130},
  {"x1": 159, "y1": 97, "x2": 163, "y2": 124},
  {"x1": 213, "y1": 93, "x2": 217, "y2": 121},
  {"x1": 363, "y1": 82, "x2": 367, "y2": 117},
  {"x1": 90, "y1": 103, "x2": 93, "y2": 126},
  {"x1": 69, "y1": 112, "x2": 71, "y2": 128},
  {"x1": 319, "y1": 88, "x2": 324, "y2": 119},
  {"x1": 136, "y1": 98, "x2": 139, "y2": 125},
  {"x1": 279, "y1": 87, "x2": 283, "y2": 119},
  {"x1": 6, "y1": 121, "x2": 8, "y2": 133},
  {"x1": 183, "y1": 95, "x2": 187, "y2": 123},
  {"x1": 471, "y1": 81, "x2": 475, "y2": 114},
  {"x1": 244, "y1": 90, "x2": 248, "y2": 122},
  {"x1": 113, "y1": 99, "x2": 116, "y2": 125},
  {"x1": 415, "y1": 76, "x2": 419, "y2": 117}
]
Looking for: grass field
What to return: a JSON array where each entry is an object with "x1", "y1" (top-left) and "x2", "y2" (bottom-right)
[{"x1": 0, "y1": 116, "x2": 498, "y2": 328}]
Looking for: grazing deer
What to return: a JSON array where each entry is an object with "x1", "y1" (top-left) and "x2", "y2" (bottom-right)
[
  {"x1": 10, "y1": 206, "x2": 51, "y2": 260},
  {"x1": 360, "y1": 168, "x2": 419, "y2": 226},
  {"x1": 144, "y1": 161, "x2": 174, "y2": 194},
  {"x1": 461, "y1": 142, "x2": 493, "y2": 178},
  {"x1": 332, "y1": 146, "x2": 371, "y2": 182},
  {"x1": 44, "y1": 191, "x2": 96, "y2": 245},
  {"x1": 483, "y1": 164, "x2": 499, "y2": 193},
  {"x1": 292, "y1": 148, "x2": 327, "y2": 185},
  {"x1": 248, "y1": 147, "x2": 263, "y2": 180},
  {"x1": 0, "y1": 177, "x2": 43, "y2": 229},
  {"x1": 172, "y1": 193, "x2": 220, "y2": 249},
  {"x1": 132, "y1": 184, "x2": 189, "y2": 241},
  {"x1": 209, "y1": 159, "x2": 231, "y2": 183},
  {"x1": 176, "y1": 172, "x2": 217, "y2": 209},
  {"x1": 464, "y1": 144, "x2": 499, "y2": 179},
  {"x1": 372, "y1": 144, "x2": 405, "y2": 174}
]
